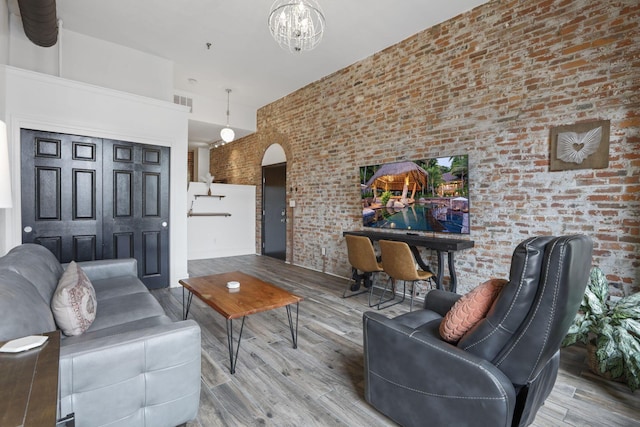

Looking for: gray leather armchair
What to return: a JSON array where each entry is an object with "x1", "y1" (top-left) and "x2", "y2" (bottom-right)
[{"x1": 363, "y1": 235, "x2": 593, "y2": 427}]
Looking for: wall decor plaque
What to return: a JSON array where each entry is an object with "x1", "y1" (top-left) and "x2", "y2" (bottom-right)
[{"x1": 549, "y1": 119, "x2": 610, "y2": 171}]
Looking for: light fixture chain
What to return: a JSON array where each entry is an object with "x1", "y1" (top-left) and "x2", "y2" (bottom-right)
[
  {"x1": 226, "y1": 89, "x2": 231, "y2": 126},
  {"x1": 219, "y1": 88, "x2": 235, "y2": 143}
]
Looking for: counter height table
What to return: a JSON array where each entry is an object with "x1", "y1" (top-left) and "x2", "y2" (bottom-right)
[{"x1": 343, "y1": 230, "x2": 474, "y2": 293}]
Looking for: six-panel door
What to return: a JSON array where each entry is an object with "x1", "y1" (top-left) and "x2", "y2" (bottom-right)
[{"x1": 21, "y1": 129, "x2": 170, "y2": 288}]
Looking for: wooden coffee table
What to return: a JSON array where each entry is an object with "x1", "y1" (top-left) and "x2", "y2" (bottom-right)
[{"x1": 179, "y1": 271, "x2": 302, "y2": 374}]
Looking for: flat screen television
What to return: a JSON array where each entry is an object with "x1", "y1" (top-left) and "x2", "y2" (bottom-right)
[{"x1": 360, "y1": 155, "x2": 469, "y2": 234}]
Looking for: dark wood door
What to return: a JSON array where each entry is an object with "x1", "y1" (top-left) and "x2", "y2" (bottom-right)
[
  {"x1": 262, "y1": 163, "x2": 286, "y2": 260},
  {"x1": 21, "y1": 130, "x2": 170, "y2": 288},
  {"x1": 102, "y1": 140, "x2": 170, "y2": 289},
  {"x1": 21, "y1": 130, "x2": 103, "y2": 262}
]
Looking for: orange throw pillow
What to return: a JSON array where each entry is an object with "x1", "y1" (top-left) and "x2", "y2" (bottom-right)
[{"x1": 439, "y1": 278, "x2": 508, "y2": 343}]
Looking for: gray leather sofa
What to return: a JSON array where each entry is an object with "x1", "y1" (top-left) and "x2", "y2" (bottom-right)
[
  {"x1": 0, "y1": 244, "x2": 201, "y2": 427},
  {"x1": 363, "y1": 235, "x2": 593, "y2": 427}
]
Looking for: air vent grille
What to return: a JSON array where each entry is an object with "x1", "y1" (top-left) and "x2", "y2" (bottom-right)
[{"x1": 173, "y1": 95, "x2": 193, "y2": 113}]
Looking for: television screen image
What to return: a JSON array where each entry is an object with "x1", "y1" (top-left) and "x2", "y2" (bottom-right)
[{"x1": 360, "y1": 155, "x2": 469, "y2": 234}]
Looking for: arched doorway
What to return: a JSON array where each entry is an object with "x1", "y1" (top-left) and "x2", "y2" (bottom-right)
[{"x1": 261, "y1": 144, "x2": 286, "y2": 260}]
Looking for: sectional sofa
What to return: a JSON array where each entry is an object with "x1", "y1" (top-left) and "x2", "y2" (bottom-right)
[{"x1": 0, "y1": 243, "x2": 201, "y2": 427}]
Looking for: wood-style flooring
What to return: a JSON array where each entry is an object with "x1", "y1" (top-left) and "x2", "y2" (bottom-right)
[{"x1": 152, "y1": 254, "x2": 640, "y2": 427}]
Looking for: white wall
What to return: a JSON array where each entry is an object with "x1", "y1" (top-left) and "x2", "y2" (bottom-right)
[
  {"x1": 186, "y1": 182, "x2": 256, "y2": 260},
  {"x1": 8, "y1": 14, "x2": 57, "y2": 75},
  {"x1": 61, "y1": 30, "x2": 174, "y2": 101},
  {"x1": 0, "y1": 0, "x2": 9, "y2": 64},
  {"x1": 194, "y1": 147, "x2": 210, "y2": 181},
  {"x1": 2, "y1": 66, "x2": 190, "y2": 286},
  {"x1": 0, "y1": 2, "x2": 8, "y2": 256},
  {"x1": 175, "y1": 89, "x2": 257, "y2": 134},
  {"x1": 8, "y1": 15, "x2": 173, "y2": 101}
]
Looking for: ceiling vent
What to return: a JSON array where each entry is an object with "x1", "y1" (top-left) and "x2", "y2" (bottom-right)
[
  {"x1": 173, "y1": 95, "x2": 193, "y2": 113},
  {"x1": 17, "y1": 0, "x2": 59, "y2": 47}
]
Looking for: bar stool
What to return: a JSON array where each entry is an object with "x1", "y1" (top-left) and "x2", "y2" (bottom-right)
[
  {"x1": 378, "y1": 239, "x2": 436, "y2": 311},
  {"x1": 343, "y1": 235, "x2": 384, "y2": 306}
]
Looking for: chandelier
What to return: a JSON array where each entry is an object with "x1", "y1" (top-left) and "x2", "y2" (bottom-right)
[
  {"x1": 220, "y1": 89, "x2": 235, "y2": 143},
  {"x1": 268, "y1": 0, "x2": 326, "y2": 53}
]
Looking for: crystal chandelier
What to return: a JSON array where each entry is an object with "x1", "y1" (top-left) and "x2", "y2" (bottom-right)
[
  {"x1": 220, "y1": 89, "x2": 235, "y2": 143},
  {"x1": 268, "y1": 0, "x2": 326, "y2": 53}
]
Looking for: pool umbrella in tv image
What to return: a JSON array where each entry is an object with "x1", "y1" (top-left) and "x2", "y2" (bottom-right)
[
  {"x1": 451, "y1": 196, "x2": 468, "y2": 212},
  {"x1": 365, "y1": 161, "x2": 429, "y2": 206},
  {"x1": 451, "y1": 197, "x2": 470, "y2": 233}
]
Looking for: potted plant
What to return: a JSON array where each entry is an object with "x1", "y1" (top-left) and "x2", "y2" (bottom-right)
[
  {"x1": 380, "y1": 191, "x2": 392, "y2": 207},
  {"x1": 562, "y1": 267, "x2": 640, "y2": 391},
  {"x1": 200, "y1": 172, "x2": 214, "y2": 196}
]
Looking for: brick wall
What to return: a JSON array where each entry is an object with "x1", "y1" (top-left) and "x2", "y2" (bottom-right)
[
  {"x1": 210, "y1": 0, "x2": 640, "y2": 294},
  {"x1": 187, "y1": 150, "x2": 194, "y2": 183}
]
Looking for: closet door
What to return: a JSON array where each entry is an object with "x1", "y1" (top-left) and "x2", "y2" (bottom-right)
[
  {"x1": 21, "y1": 130, "x2": 103, "y2": 262},
  {"x1": 21, "y1": 129, "x2": 171, "y2": 288},
  {"x1": 102, "y1": 140, "x2": 170, "y2": 289}
]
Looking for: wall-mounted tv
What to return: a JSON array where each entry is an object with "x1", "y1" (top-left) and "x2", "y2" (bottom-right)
[{"x1": 360, "y1": 155, "x2": 469, "y2": 234}]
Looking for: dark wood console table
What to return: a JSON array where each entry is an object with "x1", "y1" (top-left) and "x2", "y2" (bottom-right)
[
  {"x1": 0, "y1": 331, "x2": 60, "y2": 427},
  {"x1": 343, "y1": 230, "x2": 474, "y2": 293}
]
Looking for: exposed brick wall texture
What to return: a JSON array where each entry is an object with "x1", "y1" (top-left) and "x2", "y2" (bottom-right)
[
  {"x1": 187, "y1": 150, "x2": 194, "y2": 183},
  {"x1": 210, "y1": 0, "x2": 640, "y2": 294}
]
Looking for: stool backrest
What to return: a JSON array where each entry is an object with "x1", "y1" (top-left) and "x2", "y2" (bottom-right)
[
  {"x1": 379, "y1": 240, "x2": 419, "y2": 281},
  {"x1": 346, "y1": 235, "x2": 381, "y2": 273}
]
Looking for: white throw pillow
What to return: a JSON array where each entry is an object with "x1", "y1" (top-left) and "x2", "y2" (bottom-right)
[{"x1": 51, "y1": 261, "x2": 97, "y2": 336}]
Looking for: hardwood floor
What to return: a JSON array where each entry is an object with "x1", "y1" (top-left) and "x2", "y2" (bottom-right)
[{"x1": 153, "y1": 255, "x2": 640, "y2": 427}]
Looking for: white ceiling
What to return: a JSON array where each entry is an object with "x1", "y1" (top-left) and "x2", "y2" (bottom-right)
[{"x1": 50, "y1": 0, "x2": 488, "y2": 145}]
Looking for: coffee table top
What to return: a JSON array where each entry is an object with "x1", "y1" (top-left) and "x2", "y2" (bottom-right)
[{"x1": 179, "y1": 271, "x2": 302, "y2": 319}]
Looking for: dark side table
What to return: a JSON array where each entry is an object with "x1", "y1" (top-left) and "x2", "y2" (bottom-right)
[{"x1": 0, "y1": 330, "x2": 73, "y2": 427}]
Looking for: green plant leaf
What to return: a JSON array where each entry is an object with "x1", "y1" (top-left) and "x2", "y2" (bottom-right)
[
  {"x1": 619, "y1": 318, "x2": 640, "y2": 340},
  {"x1": 380, "y1": 190, "x2": 392, "y2": 206},
  {"x1": 564, "y1": 267, "x2": 640, "y2": 391},
  {"x1": 562, "y1": 312, "x2": 592, "y2": 347},
  {"x1": 612, "y1": 292, "x2": 640, "y2": 320},
  {"x1": 561, "y1": 334, "x2": 577, "y2": 347},
  {"x1": 614, "y1": 327, "x2": 640, "y2": 392},
  {"x1": 583, "y1": 285, "x2": 607, "y2": 316},
  {"x1": 589, "y1": 267, "x2": 609, "y2": 304},
  {"x1": 596, "y1": 324, "x2": 624, "y2": 377}
]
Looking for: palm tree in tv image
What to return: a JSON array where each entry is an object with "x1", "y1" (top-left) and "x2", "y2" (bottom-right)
[
  {"x1": 449, "y1": 155, "x2": 469, "y2": 197},
  {"x1": 418, "y1": 158, "x2": 438, "y2": 197}
]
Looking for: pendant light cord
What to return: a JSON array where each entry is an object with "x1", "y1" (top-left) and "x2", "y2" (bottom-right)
[{"x1": 226, "y1": 89, "x2": 231, "y2": 126}]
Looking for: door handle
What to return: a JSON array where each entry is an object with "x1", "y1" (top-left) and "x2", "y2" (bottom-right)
[
  {"x1": 24, "y1": 226, "x2": 33, "y2": 233},
  {"x1": 162, "y1": 222, "x2": 168, "y2": 228}
]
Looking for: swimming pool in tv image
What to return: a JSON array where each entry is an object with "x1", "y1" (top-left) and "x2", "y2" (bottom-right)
[{"x1": 360, "y1": 155, "x2": 469, "y2": 234}]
